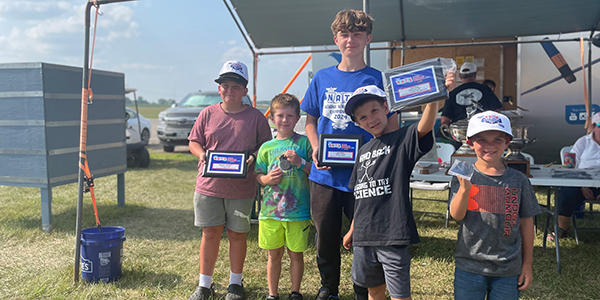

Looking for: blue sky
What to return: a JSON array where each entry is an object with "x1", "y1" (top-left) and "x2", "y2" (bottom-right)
[{"x1": 0, "y1": 0, "x2": 311, "y2": 103}]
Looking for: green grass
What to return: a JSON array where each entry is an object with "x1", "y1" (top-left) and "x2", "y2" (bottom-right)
[
  {"x1": 127, "y1": 106, "x2": 170, "y2": 119},
  {"x1": 1, "y1": 152, "x2": 600, "y2": 299}
]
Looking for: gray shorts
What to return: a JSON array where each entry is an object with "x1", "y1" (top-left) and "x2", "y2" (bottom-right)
[
  {"x1": 352, "y1": 245, "x2": 412, "y2": 299},
  {"x1": 193, "y1": 192, "x2": 254, "y2": 233}
]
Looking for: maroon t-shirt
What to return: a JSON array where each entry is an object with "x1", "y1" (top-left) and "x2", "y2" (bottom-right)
[{"x1": 188, "y1": 104, "x2": 272, "y2": 199}]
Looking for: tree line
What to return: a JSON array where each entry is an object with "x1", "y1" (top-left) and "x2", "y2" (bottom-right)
[{"x1": 126, "y1": 96, "x2": 177, "y2": 106}]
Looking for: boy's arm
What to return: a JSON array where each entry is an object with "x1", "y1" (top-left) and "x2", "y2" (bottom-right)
[
  {"x1": 518, "y1": 217, "x2": 535, "y2": 291},
  {"x1": 417, "y1": 101, "x2": 439, "y2": 139},
  {"x1": 449, "y1": 177, "x2": 471, "y2": 221},
  {"x1": 189, "y1": 141, "x2": 206, "y2": 165},
  {"x1": 256, "y1": 169, "x2": 283, "y2": 186},
  {"x1": 343, "y1": 219, "x2": 354, "y2": 250}
]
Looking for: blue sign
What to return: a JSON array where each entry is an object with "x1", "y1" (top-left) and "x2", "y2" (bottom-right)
[
  {"x1": 565, "y1": 104, "x2": 600, "y2": 125},
  {"x1": 324, "y1": 139, "x2": 358, "y2": 162},
  {"x1": 209, "y1": 154, "x2": 243, "y2": 172},
  {"x1": 389, "y1": 66, "x2": 439, "y2": 104}
]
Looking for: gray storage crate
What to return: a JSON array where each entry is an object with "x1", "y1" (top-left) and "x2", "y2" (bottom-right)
[{"x1": 0, "y1": 62, "x2": 127, "y2": 232}]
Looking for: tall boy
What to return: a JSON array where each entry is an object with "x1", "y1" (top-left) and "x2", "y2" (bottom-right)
[
  {"x1": 300, "y1": 9, "x2": 397, "y2": 300},
  {"x1": 187, "y1": 61, "x2": 272, "y2": 300},
  {"x1": 255, "y1": 94, "x2": 313, "y2": 300},
  {"x1": 342, "y1": 82, "x2": 454, "y2": 300},
  {"x1": 449, "y1": 111, "x2": 541, "y2": 300}
]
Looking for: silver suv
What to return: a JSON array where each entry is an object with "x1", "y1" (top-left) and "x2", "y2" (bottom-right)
[{"x1": 156, "y1": 91, "x2": 252, "y2": 152}]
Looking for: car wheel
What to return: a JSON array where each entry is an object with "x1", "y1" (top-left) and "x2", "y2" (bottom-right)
[
  {"x1": 141, "y1": 128, "x2": 150, "y2": 142},
  {"x1": 137, "y1": 147, "x2": 150, "y2": 168},
  {"x1": 163, "y1": 145, "x2": 174, "y2": 152}
]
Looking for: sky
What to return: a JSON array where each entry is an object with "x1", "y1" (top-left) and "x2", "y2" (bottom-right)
[{"x1": 0, "y1": 0, "x2": 314, "y2": 103}]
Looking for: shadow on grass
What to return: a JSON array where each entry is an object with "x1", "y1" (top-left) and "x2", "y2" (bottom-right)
[
  {"x1": 116, "y1": 268, "x2": 183, "y2": 290},
  {"x1": 127, "y1": 155, "x2": 198, "y2": 172},
  {"x1": 412, "y1": 236, "x2": 456, "y2": 261}
]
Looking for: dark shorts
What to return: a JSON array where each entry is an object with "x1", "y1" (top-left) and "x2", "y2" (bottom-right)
[{"x1": 351, "y1": 245, "x2": 411, "y2": 299}]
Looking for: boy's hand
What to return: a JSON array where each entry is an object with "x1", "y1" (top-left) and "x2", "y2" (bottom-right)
[
  {"x1": 343, "y1": 231, "x2": 353, "y2": 249},
  {"x1": 263, "y1": 168, "x2": 283, "y2": 185},
  {"x1": 199, "y1": 154, "x2": 206, "y2": 166},
  {"x1": 283, "y1": 150, "x2": 302, "y2": 168},
  {"x1": 312, "y1": 147, "x2": 331, "y2": 170},
  {"x1": 246, "y1": 154, "x2": 255, "y2": 165},
  {"x1": 457, "y1": 176, "x2": 472, "y2": 191},
  {"x1": 445, "y1": 69, "x2": 456, "y2": 91},
  {"x1": 518, "y1": 263, "x2": 533, "y2": 290}
]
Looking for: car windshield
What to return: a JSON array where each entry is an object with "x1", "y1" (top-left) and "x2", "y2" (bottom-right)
[{"x1": 180, "y1": 94, "x2": 222, "y2": 107}]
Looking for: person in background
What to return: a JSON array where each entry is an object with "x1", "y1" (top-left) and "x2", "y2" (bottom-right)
[
  {"x1": 548, "y1": 112, "x2": 600, "y2": 240},
  {"x1": 187, "y1": 61, "x2": 272, "y2": 300},
  {"x1": 255, "y1": 94, "x2": 312, "y2": 300},
  {"x1": 482, "y1": 79, "x2": 496, "y2": 92},
  {"x1": 441, "y1": 63, "x2": 503, "y2": 126},
  {"x1": 449, "y1": 111, "x2": 541, "y2": 300}
]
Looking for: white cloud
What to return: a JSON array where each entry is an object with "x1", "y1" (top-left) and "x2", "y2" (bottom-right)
[{"x1": 222, "y1": 46, "x2": 252, "y2": 62}]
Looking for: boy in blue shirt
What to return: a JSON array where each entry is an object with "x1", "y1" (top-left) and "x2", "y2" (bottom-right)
[{"x1": 300, "y1": 9, "x2": 398, "y2": 300}]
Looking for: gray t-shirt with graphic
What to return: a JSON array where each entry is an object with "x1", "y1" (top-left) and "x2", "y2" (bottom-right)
[{"x1": 450, "y1": 167, "x2": 541, "y2": 276}]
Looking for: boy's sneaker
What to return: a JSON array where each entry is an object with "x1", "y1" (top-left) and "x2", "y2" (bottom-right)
[
  {"x1": 188, "y1": 284, "x2": 214, "y2": 300},
  {"x1": 315, "y1": 287, "x2": 330, "y2": 300},
  {"x1": 226, "y1": 283, "x2": 246, "y2": 300},
  {"x1": 266, "y1": 295, "x2": 280, "y2": 300},
  {"x1": 290, "y1": 292, "x2": 303, "y2": 300}
]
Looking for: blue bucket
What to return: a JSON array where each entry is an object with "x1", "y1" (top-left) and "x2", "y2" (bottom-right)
[{"x1": 80, "y1": 226, "x2": 126, "y2": 283}]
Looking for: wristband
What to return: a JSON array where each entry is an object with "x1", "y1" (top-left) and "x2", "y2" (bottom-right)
[{"x1": 299, "y1": 158, "x2": 306, "y2": 171}]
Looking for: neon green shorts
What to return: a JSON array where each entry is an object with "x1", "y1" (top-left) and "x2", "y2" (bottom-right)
[{"x1": 258, "y1": 219, "x2": 311, "y2": 252}]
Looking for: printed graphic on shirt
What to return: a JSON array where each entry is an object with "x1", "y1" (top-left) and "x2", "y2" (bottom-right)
[
  {"x1": 354, "y1": 145, "x2": 392, "y2": 200},
  {"x1": 456, "y1": 88, "x2": 484, "y2": 116},
  {"x1": 322, "y1": 87, "x2": 353, "y2": 130},
  {"x1": 468, "y1": 184, "x2": 520, "y2": 236}
]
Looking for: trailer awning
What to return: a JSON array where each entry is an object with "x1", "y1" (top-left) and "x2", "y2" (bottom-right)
[{"x1": 230, "y1": 0, "x2": 600, "y2": 49}]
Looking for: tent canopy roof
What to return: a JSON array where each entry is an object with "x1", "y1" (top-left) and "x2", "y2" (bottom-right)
[{"x1": 230, "y1": 0, "x2": 600, "y2": 49}]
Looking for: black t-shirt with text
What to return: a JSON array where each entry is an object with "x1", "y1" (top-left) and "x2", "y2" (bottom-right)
[
  {"x1": 441, "y1": 82, "x2": 502, "y2": 123},
  {"x1": 349, "y1": 123, "x2": 434, "y2": 246}
]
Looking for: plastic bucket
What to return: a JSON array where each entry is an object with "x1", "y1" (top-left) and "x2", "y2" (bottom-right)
[{"x1": 80, "y1": 226, "x2": 126, "y2": 283}]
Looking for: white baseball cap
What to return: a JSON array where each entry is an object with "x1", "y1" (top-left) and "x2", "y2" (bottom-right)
[
  {"x1": 215, "y1": 61, "x2": 249, "y2": 86},
  {"x1": 592, "y1": 112, "x2": 600, "y2": 124},
  {"x1": 460, "y1": 62, "x2": 477, "y2": 75},
  {"x1": 466, "y1": 111, "x2": 513, "y2": 139},
  {"x1": 344, "y1": 85, "x2": 387, "y2": 118}
]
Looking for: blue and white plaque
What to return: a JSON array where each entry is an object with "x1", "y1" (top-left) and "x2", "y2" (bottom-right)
[
  {"x1": 318, "y1": 134, "x2": 363, "y2": 167},
  {"x1": 203, "y1": 151, "x2": 248, "y2": 178}
]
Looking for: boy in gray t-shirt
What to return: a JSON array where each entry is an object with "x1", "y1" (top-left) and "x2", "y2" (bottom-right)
[{"x1": 449, "y1": 111, "x2": 541, "y2": 300}]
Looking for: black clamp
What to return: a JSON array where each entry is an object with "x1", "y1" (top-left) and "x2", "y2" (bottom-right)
[{"x1": 83, "y1": 174, "x2": 95, "y2": 193}]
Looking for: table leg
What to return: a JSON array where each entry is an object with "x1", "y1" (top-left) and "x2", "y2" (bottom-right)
[
  {"x1": 117, "y1": 173, "x2": 125, "y2": 207},
  {"x1": 41, "y1": 188, "x2": 52, "y2": 233},
  {"x1": 542, "y1": 188, "x2": 551, "y2": 249},
  {"x1": 553, "y1": 187, "x2": 561, "y2": 274}
]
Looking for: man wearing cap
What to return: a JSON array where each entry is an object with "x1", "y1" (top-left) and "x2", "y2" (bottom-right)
[
  {"x1": 550, "y1": 112, "x2": 600, "y2": 240},
  {"x1": 187, "y1": 61, "x2": 272, "y2": 300},
  {"x1": 440, "y1": 62, "x2": 503, "y2": 126}
]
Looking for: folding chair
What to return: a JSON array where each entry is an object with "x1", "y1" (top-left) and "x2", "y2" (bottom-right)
[{"x1": 410, "y1": 143, "x2": 454, "y2": 227}]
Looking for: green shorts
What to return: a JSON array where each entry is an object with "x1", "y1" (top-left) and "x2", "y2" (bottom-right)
[{"x1": 258, "y1": 219, "x2": 311, "y2": 252}]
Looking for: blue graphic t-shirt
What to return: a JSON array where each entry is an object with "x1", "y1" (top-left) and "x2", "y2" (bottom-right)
[{"x1": 300, "y1": 65, "x2": 383, "y2": 192}]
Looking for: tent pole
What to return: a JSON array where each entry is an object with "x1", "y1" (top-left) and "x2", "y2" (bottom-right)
[{"x1": 363, "y1": 0, "x2": 370, "y2": 66}]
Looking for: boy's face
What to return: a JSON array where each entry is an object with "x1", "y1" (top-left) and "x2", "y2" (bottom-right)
[
  {"x1": 353, "y1": 99, "x2": 389, "y2": 137},
  {"x1": 218, "y1": 80, "x2": 248, "y2": 104},
  {"x1": 270, "y1": 106, "x2": 300, "y2": 136},
  {"x1": 334, "y1": 30, "x2": 372, "y2": 60},
  {"x1": 467, "y1": 131, "x2": 510, "y2": 163}
]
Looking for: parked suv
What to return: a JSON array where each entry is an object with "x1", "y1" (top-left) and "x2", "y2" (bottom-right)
[{"x1": 156, "y1": 91, "x2": 252, "y2": 152}]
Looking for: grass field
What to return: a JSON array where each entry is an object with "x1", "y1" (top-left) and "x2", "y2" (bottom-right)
[
  {"x1": 1, "y1": 151, "x2": 599, "y2": 299},
  {"x1": 126, "y1": 106, "x2": 169, "y2": 119}
]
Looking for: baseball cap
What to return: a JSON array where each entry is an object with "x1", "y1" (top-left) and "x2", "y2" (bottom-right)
[
  {"x1": 344, "y1": 85, "x2": 387, "y2": 118},
  {"x1": 460, "y1": 62, "x2": 477, "y2": 75},
  {"x1": 214, "y1": 61, "x2": 249, "y2": 86},
  {"x1": 592, "y1": 112, "x2": 600, "y2": 124},
  {"x1": 466, "y1": 111, "x2": 513, "y2": 139}
]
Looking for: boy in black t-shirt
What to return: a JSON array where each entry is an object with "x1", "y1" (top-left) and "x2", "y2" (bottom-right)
[{"x1": 342, "y1": 78, "x2": 454, "y2": 299}]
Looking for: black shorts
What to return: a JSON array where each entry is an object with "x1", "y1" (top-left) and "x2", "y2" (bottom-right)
[{"x1": 351, "y1": 245, "x2": 411, "y2": 299}]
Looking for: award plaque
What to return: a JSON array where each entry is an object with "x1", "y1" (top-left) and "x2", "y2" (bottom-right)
[
  {"x1": 203, "y1": 151, "x2": 248, "y2": 178},
  {"x1": 382, "y1": 57, "x2": 453, "y2": 112},
  {"x1": 318, "y1": 134, "x2": 363, "y2": 167}
]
